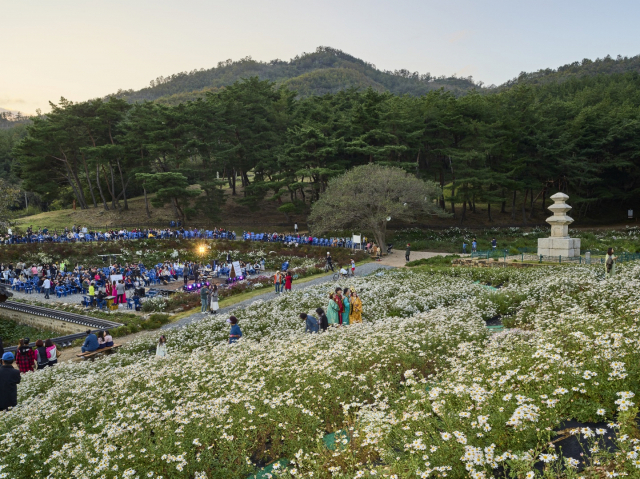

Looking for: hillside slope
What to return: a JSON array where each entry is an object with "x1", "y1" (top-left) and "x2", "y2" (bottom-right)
[
  {"x1": 112, "y1": 46, "x2": 479, "y2": 104},
  {"x1": 500, "y1": 53, "x2": 640, "y2": 89}
]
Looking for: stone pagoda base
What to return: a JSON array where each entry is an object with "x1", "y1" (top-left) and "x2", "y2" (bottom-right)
[
  {"x1": 537, "y1": 192, "x2": 580, "y2": 258},
  {"x1": 537, "y1": 237, "x2": 581, "y2": 258}
]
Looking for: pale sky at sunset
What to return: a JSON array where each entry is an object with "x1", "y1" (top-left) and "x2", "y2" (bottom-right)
[{"x1": 2, "y1": 0, "x2": 639, "y2": 114}]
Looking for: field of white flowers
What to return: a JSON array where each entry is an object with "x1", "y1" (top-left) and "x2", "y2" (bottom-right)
[{"x1": 1, "y1": 262, "x2": 640, "y2": 478}]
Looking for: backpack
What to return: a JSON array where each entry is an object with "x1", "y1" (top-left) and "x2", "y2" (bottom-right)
[{"x1": 606, "y1": 256, "x2": 613, "y2": 273}]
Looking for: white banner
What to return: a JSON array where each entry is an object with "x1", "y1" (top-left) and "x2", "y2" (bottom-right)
[
  {"x1": 232, "y1": 261, "x2": 243, "y2": 278},
  {"x1": 110, "y1": 274, "x2": 123, "y2": 283}
]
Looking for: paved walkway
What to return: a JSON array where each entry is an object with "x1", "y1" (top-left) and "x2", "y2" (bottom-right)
[{"x1": 163, "y1": 262, "x2": 394, "y2": 330}]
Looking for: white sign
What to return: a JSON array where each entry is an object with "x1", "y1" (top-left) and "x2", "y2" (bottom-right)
[
  {"x1": 629, "y1": 210, "x2": 634, "y2": 218},
  {"x1": 110, "y1": 274, "x2": 123, "y2": 283},
  {"x1": 352, "y1": 234, "x2": 361, "y2": 244},
  {"x1": 232, "y1": 261, "x2": 243, "y2": 278}
]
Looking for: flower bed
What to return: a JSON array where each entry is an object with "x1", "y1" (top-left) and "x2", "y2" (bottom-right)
[{"x1": 1, "y1": 263, "x2": 640, "y2": 478}]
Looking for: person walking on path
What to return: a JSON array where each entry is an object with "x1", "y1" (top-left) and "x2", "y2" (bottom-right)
[
  {"x1": 472, "y1": 238, "x2": 477, "y2": 253},
  {"x1": 43, "y1": 277, "x2": 51, "y2": 299},
  {"x1": 200, "y1": 284, "x2": 209, "y2": 313},
  {"x1": 228, "y1": 316, "x2": 242, "y2": 344},
  {"x1": 349, "y1": 290, "x2": 362, "y2": 324},
  {"x1": 327, "y1": 293, "x2": 340, "y2": 326},
  {"x1": 606, "y1": 247, "x2": 618, "y2": 278},
  {"x1": 326, "y1": 253, "x2": 334, "y2": 272},
  {"x1": 316, "y1": 307, "x2": 329, "y2": 332},
  {"x1": 274, "y1": 271, "x2": 282, "y2": 294},
  {"x1": 156, "y1": 335, "x2": 167, "y2": 357},
  {"x1": 284, "y1": 272, "x2": 293, "y2": 293},
  {"x1": 300, "y1": 313, "x2": 319, "y2": 333},
  {"x1": 0, "y1": 352, "x2": 21, "y2": 411},
  {"x1": 351, "y1": 259, "x2": 356, "y2": 276},
  {"x1": 209, "y1": 285, "x2": 219, "y2": 314},
  {"x1": 491, "y1": 238, "x2": 497, "y2": 250},
  {"x1": 405, "y1": 244, "x2": 411, "y2": 262}
]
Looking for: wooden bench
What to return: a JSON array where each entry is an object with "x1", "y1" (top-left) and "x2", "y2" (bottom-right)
[{"x1": 76, "y1": 344, "x2": 122, "y2": 361}]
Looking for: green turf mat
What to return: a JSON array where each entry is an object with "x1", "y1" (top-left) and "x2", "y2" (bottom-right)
[
  {"x1": 486, "y1": 325, "x2": 504, "y2": 333},
  {"x1": 323, "y1": 429, "x2": 350, "y2": 451},
  {"x1": 247, "y1": 458, "x2": 290, "y2": 479}
]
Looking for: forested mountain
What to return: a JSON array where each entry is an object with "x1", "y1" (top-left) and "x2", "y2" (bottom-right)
[
  {"x1": 501, "y1": 54, "x2": 640, "y2": 89},
  {"x1": 113, "y1": 46, "x2": 480, "y2": 105},
  {"x1": 11, "y1": 69, "x2": 640, "y2": 225}
]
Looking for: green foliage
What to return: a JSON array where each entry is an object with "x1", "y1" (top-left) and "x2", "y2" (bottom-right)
[
  {"x1": 13, "y1": 64, "x2": 640, "y2": 227},
  {"x1": 309, "y1": 164, "x2": 444, "y2": 248},
  {"x1": 0, "y1": 317, "x2": 58, "y2": 347},
  {"x1": 406, "y1": 254, "x2": 460, "y2": 267}
]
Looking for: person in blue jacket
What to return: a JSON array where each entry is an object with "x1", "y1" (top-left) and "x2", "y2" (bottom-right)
[
  {"x1": 300, "y1": 313, "x2": 319, "y2": 333},
  {"x1": 228, "y1": 316, "x2": 242, "y2": 344},
  {"x1": 81, "y1": 330, "x2": 99, "y2": 353}
]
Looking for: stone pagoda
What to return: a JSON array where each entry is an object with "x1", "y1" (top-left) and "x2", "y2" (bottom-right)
[{"x1": 537, "y1": 192, "x2": 581, "y2": 258}]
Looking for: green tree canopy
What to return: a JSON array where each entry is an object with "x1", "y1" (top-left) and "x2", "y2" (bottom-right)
[{"x1": 308, "y1": 164, "x2": 444, "y2": 249}]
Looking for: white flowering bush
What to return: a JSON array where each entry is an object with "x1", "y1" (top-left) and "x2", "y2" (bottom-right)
[{"x1": 2, "y1": 263, "x2": 640, "y2": 478}]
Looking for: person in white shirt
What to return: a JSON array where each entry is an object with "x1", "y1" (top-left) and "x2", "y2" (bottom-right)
[{"x1": 43, "y1": 277, "x2": 51, "y2": 299}]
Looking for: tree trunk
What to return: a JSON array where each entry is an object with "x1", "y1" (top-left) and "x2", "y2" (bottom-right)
[
  {"x1": 229, "y1": 170, "x2": 236, "y2": 196},
  {"x1": 170, "y1": 197, "x2": 181, "y2": 221},
  {"x1": 102, "y1": 165, "x2": 118, "y2": 209},
  {"x1": 65, "y1": 171, "x2": 83, "y2": 209},
  {"x1": 529, "y1": 189, "x2": 534, "y2": 217},
  {"x1": 96, "y1": 165, "x2": 109, "y2": 210},
  {"x1": 439, "y1": 170, "x2": 446, "y2": 209},
  {"x1": 488, "y1": 203, "x2": 492, "y2": 222},
  {"x1": 459, "y1": 198, "x2": 467, "y2": 224},
  {"x1": 541, "y1": 186, "x2": 548, "y2": 213},
  {"x1": 450, "y1": 179, "x2": 456, "y2": 217},
  {"x1": 522, "y1": 189, "x2": 528, "y2": 226},
  {"x1": 109, "y1": 164, "x2": 118, "y2": 209},
  {"x1": 143, "y1": 186, "x2": 151, "y2": 218},
  {"x1": 372, "y1": 220, "x2": 387, "y2": 256},
  {"x1": 81, "y1": 155, "x2": 98, "y2": 208},
  {"x1": 511, "y1": 190, "x2": 517, "y2": 220},
  {"x1": 115, "y1": 158, "x2": 129, "y2": 210}
]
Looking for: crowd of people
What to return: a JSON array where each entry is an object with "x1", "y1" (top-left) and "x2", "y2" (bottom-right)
[
  {"x1": 0, "y1": 225, "x2": 237, "y2": 244},
  {"x1": 0, "y1": 335, "x2": 59, "y2": 375}
]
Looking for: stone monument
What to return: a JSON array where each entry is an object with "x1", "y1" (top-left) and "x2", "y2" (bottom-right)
[{"x1": 537, "y1": 192, "x2": 581, "y2": 258}]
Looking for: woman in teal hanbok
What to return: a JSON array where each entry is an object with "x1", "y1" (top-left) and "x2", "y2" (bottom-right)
[
  {"x1": 327, "y1": 293, "x2": 340, "y2": 325},
  {"x1": 341, "y1": 288, "x2": 350, "y2": 325}
]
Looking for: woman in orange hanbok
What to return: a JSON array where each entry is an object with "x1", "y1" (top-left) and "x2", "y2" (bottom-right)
[{"x1": 349, "y1": 290, "x2": 362, "y2": 323}]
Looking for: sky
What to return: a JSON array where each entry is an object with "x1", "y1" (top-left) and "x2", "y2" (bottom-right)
[{"x1": 2, "y1": 0, "x2": 640, "y2": 114}]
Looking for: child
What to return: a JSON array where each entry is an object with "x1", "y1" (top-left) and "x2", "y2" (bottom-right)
[
  {"x1": 350, "y1": 259, "x2": 356, "y2": 276},
  {"x1": 156, "y1": 335, "x2": 167, "y2": 357},
  {"x1": 228, "y1": 316, "x2": 242, "y2": 344}
]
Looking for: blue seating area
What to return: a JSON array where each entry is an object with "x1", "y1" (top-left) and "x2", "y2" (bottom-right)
[
  {"x1": 3, "y1": 228, "x2": 237, "y2": 245},
  {"x1": 242, "y1": 232, "x2": 359, "y2": 249}
]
